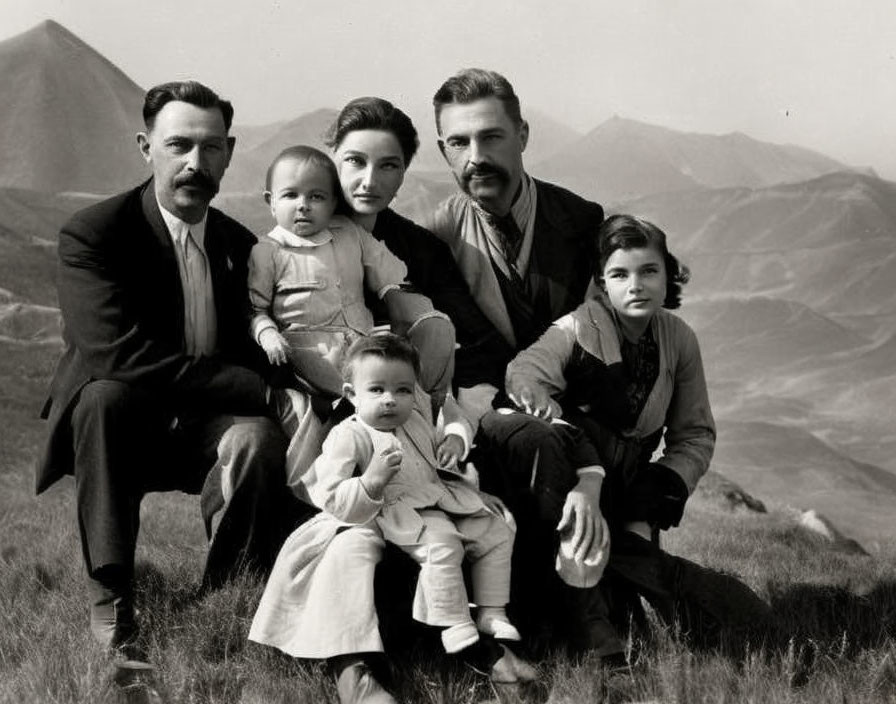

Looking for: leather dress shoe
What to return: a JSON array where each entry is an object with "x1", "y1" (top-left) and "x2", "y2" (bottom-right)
[
  {"x1": 91, "y1": 595, "x2": 138, "y2": 651},
  {"x1": 335, "y1": 660, "x2": 397, "y2": 704}
]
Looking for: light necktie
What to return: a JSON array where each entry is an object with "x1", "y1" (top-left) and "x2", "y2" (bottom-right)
[{"x1": 182, "y1": 228, "x2": 215, "y2": 356}]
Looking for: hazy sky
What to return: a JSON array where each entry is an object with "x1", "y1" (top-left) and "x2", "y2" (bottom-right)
[{"x1": 3, "y1": 0, "x2": 895, "y2": 178}]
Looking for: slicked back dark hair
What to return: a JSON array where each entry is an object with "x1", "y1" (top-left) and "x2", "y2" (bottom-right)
[
  {"x1": 143, "y1": 80, "x2": 234, "y2": 132},
  {"x1": 264, "y1": 145, "x2": 345, "y2": 211},
  {"x1": 596, "y1": 214, "x2": 691, "y2": 309},
  {"x1": 342, "y1": 333, "x2": 420, "y2": 383},
  {"x1": 433, "y1": 68, "x2": 523, "y2": 133},
  {"x1": 326, "y1": 97, "x2": 419, "y2": 166}
]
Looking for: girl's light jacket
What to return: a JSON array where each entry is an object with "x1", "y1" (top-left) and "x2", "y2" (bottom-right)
[{"x1": 506, "y1": 294, "x2": 715, "y2": 492}]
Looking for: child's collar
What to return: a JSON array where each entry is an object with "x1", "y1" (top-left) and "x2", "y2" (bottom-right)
[{"x1": 267, "y1": 224, "x2": 333, "y2": 248}]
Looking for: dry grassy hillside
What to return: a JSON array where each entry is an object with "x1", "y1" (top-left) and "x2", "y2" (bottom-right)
[{"x1": 1, "y1": 337, "x2": 895, "y2": 703}]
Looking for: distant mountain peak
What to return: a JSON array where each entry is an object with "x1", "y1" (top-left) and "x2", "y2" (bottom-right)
[
  {"x1": 0, "y1": 21, "x2": 147, "y2": 194},
  {"x1": 532, "y1": 113, "x2": 853, "y2": 203}
]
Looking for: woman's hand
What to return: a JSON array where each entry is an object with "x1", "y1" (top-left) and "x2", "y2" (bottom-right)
[
  {"x1": 436, "y1": 434, "x2": 465, "y2": 469},
  {"x1": 258, "y1": 328, "x2": 289, "y2": 366},
  {"x1": 361, "y1": 446, "x2": 403, "y2": 499},
  {"x1": 556, "y1": 474, "x2": 604, "y2": 563},
  {"x1": 507, "y1": 381, "x2": 561, "y2": 420}
]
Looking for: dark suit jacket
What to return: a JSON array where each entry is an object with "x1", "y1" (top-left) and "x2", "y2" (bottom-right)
[
  {"x1": 428, "y1": 179, "x2": 604, "y2": 386},
  {"x1": 37, "y1": 179, "x2": 269, "y2": 494}
]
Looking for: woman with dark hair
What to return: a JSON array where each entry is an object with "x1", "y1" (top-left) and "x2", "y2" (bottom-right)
[
  {"x1": 326, "y1": 97, "x2": 513, "y2": 392},
  {"x1": 249, "y1": 99, "x2": 522, "y2": 704},
  {"x1": 477, "y1": 214, "x2": 768, "y2": 658}
]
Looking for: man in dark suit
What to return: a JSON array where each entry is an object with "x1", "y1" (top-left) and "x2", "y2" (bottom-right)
[
  {"x1": 427, "y1": 68, "x2": 605, "y2": 417},
  {"x1": 38, "y1": 81, "x2": 302, "y2": 657},
  {"x1": 425, "y1": 68, "x2": 615, "y2": 659},
  {"x1": 427, "y1": 69, "x2": 768, "y2": 664}
]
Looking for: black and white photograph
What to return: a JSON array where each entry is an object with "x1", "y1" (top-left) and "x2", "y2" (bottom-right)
[{"x1": 1, "y1": 1, "x2": 894, "y2": 702}]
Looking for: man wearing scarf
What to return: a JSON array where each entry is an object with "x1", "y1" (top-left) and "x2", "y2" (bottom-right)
[
  {"x1": 426, "y1": 69, "x2": 617, "y2": 659},
  {"x1": 427, "y1": 67, "x2": 604, "y2": 421}
]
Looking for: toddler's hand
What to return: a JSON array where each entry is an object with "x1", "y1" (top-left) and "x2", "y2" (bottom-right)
[
  {"x1": 259, "y1": 328, "x2": 289, "y2": 366},
  {"x1": 437, "y1": 434, "x2": 465, "y2": 469},
  {"x1": 362, "y1": 446, "x2": 403, "y2": 499}
]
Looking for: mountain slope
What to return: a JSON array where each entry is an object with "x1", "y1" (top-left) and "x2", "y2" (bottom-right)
[
  {"x1": 224, "y1": 108, "x2": 339, "y2": 193},
  {"x1": 626, "y1": 172, "x2": 896, "y2": 317},
  {"x1": 0, "y1": 20, "x2": 147, "y2": 194},
  {"x1": 534, "y1": 116, "x2": 851, "y2": 203}
]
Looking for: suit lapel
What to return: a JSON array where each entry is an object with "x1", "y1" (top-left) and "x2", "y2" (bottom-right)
[{"x1": 140, "y1": 180, "x2": 186, "y2": 333}]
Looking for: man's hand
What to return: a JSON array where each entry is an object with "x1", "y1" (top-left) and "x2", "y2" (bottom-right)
[
  {"x1": 436, "y1": 434, "x2": 465, "y2": 469},
  {"x1": 258, "y1": 328, "x2": 289, "y2": 366},
  {"x1": 556, "y1": 474, "x2": 604, "y2": 563},
  {"x1": 361, "y1": 446, "x2": 403, "y2": 499},
  {"x1": 507, "y1": 382, "x2": 561, "y2": 420}
]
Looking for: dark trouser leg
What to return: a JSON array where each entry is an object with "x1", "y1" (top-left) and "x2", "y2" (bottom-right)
[
  {"x1": 71, "y1": 380, "x2": 170, "y2": 576},
  {"x1": 566, "y1": 411, "x2": 771, "y2": 644},
  {"x1": 191, "y1": 415, "x2": 311, "y2": 590},
  {"x1": 607, "y1": 531, "x2": 770, "y2": 647},
  {"x1": 477, "y1": 411, "x2": 623, "y2": 655},
  {"x1": 70, "y1": 380, "x2": 171, "y2": 649}
]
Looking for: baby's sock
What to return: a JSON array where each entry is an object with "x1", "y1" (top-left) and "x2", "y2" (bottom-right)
[
  {"x1": 441, "y1": 621, "x2": 479, "y2": 653},
  {"x1": 476, "y1": 606, "x2": 521, "y2": 641}
]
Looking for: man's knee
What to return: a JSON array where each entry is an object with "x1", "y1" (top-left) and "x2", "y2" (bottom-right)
[
  {"x1": 71, "y1": 380, "x2": 145, "y2": 428},
  {"x1": 218, "y1": 416, "x2": 286, "y2": 482},
  {"x1": 479, "y1": 411, "x2": 561, "y2": 454}
]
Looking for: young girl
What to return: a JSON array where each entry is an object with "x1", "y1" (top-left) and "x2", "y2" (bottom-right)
[
  {"x1": 248, "y1": 146, "x2": 453, "y2": 486},
  {"x1": 250, "y1": 334, "x2": 536, "y2": 686},
  {"x1": 478, "y1": 214, "x2": 766, "y2": 656}
]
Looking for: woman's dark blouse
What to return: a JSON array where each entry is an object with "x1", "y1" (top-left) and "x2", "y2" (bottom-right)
[{"x1": 368, "y1": 208, "x2": 514, "y2": 388}]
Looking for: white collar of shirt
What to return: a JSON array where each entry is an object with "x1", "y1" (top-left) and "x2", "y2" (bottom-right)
[
  {"x1": 267, "y1": 224, "x2": 334, "y2": 248},
  {"x1": 157, "y1": 198, "x2": 208, "y2": 252}
]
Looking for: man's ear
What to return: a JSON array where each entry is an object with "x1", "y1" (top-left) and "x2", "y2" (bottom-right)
[
  {"x1": 263, "y1": 191, "x2": 272, "y2": 206},
  {"x1": 437, "y1": 139, "x2": 447, "y2": 161},
  {"x1": 225, "y1": 136, "x2": 236, "y2": 168},
  {"x1": 136, "y1": 132, "x2": 151, "y2": 164},
  {"x1": 342, "y1": 382, "x2": 356, "y2": 405},
  {"x1": 518, "y1": 120, "x2": 529, "y2": 153}
]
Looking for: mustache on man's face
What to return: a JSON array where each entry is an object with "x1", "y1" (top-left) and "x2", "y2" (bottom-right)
[
  {"x1": 175, "y1": 171, "x2": 218, "y2": 194},
  {"x1": 462, "y1": 162, "x2": 510, "y2": 185}
]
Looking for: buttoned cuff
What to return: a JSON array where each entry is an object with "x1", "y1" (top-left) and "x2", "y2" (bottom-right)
[
  {"x1": 252, "y1": 316, "x2": 278, "y2": 344},
  {"x1": 377, "y1": 283, "x2": 401, "y2": 299},
  {"x1": 407, "y1": 309, "x2": 452, "y2": 335},
  {"x1": 443, "y1": 422, "x2": 471, "y2": 459}
]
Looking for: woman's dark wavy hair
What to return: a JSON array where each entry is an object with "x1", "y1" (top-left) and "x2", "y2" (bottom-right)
[
  {"x1": 325, "y1": 97, "x2": 419, "y2": 167},
  {"x1": 596, "y1": 214, "x2": 690, "y2": 309}
]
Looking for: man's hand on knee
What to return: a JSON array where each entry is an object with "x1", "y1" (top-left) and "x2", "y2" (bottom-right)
[{"x1": 557, "y1": 474, "x2": 604, "y2": 563}]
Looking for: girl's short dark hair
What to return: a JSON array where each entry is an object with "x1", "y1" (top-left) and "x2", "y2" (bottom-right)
[
  {"x1": 326, "y1": 97, "x2": 419, "y2": 166},
  {"x1": 596, "y1": 214, "x2": 691, "y2": 309},
  {"x1": 264, "y1": 145, "x2": 346, "y2": 210},
  {"x1": 342, "y1": 333, "x2": 420, "y2": 382}
]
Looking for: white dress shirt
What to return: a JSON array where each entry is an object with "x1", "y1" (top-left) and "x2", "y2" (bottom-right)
[{"x1": 158, "y1": 200, "x2": 218, "y2": 356}]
